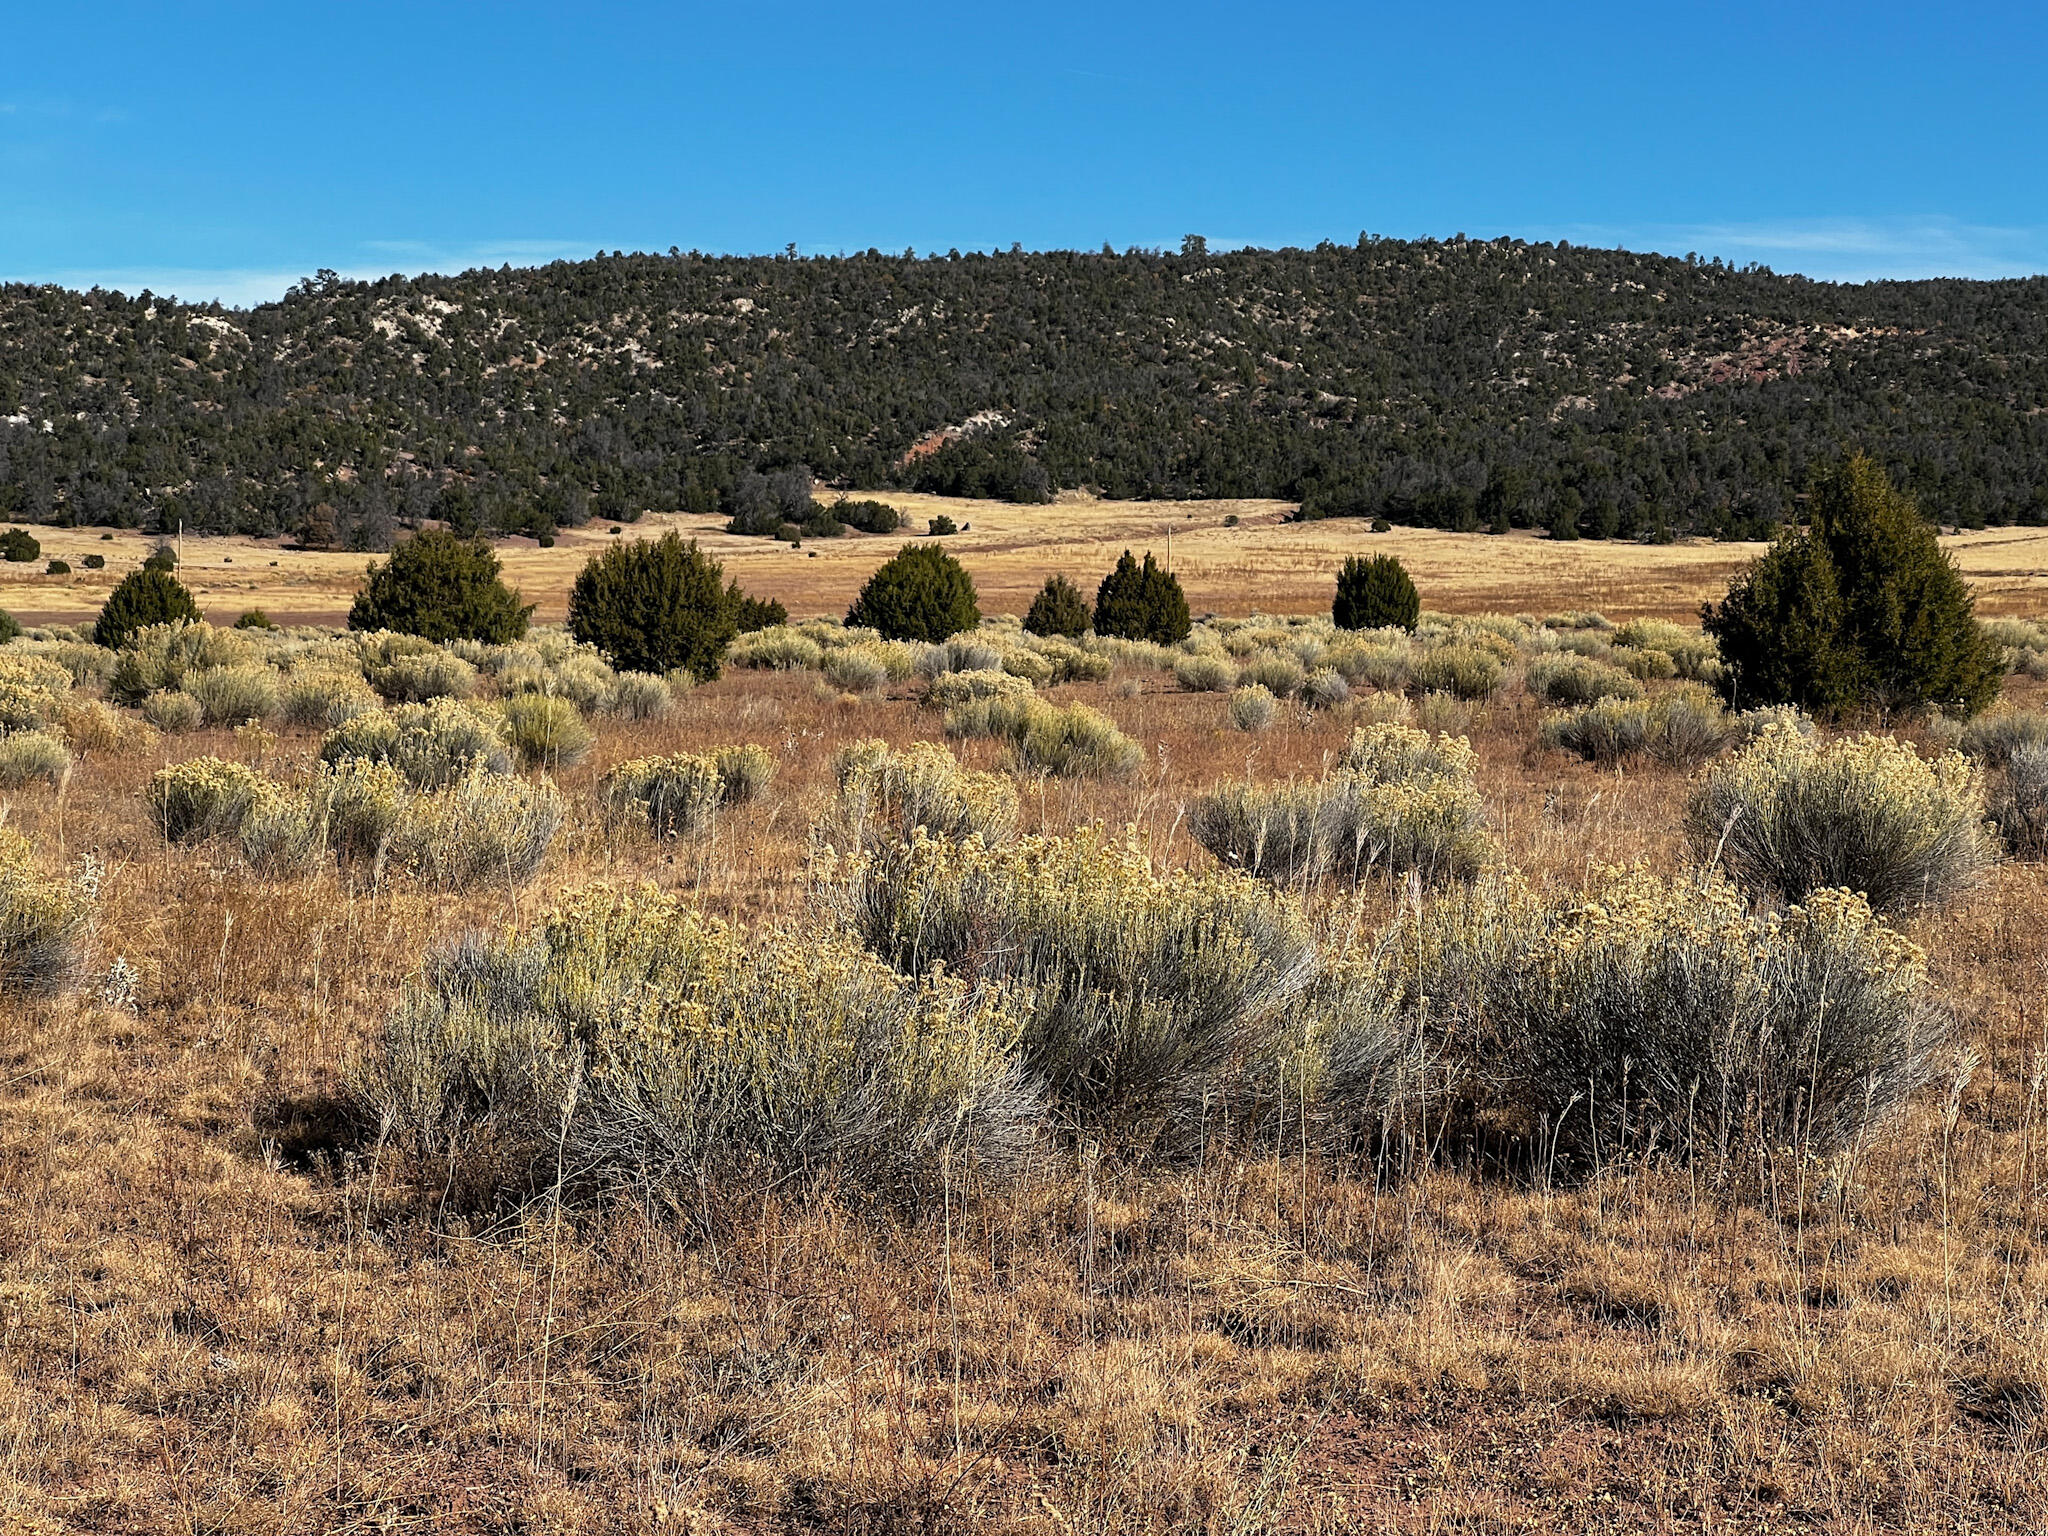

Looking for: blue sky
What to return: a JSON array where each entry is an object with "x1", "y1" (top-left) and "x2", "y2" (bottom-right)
[{"x1": 3, "y1": 1, "x2": 2042, "y2": 306}]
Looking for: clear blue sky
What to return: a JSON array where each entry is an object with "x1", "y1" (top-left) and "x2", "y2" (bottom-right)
[{"x1": 4, "y1": 1, "x2": 2043, "y2": 306}]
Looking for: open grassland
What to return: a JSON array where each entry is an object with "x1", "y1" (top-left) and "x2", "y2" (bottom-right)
[
  {"x1": 0, "y1": 607, "x2": 2045, "y2": 1533},
  {"x1": 9, "y1": 495, "x2": 2048, "y2": 633}
]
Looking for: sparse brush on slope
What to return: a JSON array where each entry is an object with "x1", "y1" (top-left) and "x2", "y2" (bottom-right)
[
  {"x1": 831, "y1": 827, "x2": 1315, "y2": 1141},
  {"x1": 1688, "y1": 724, "x2": 1996, "y2": 913},
  {"x1": 353, "y1": 885, "x2": 1039, "y2": 1209}
]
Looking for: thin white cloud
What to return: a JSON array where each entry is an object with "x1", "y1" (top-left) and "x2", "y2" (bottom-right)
[{"x1": 1536, "y1": 216, "x2": 2048, "y2": 283}]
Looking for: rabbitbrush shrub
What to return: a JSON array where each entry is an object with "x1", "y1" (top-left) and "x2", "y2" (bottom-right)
[
  {"x1": 279, "y1": 666, "x2": 380, "y2": 728},
  {"x1": 834, "y1": 828, "x2": 1315, "y2": 1137},
  {"x1": 354, "y1": 885, "x2": 1038, "y2": 1208},
  {"x1": 1228, "y1": 684, "x2": 1278, "y2": 732},
  {"x1": 149, "y1": 756, "x2": 266, "y2": 841},
  {"x1": 0, "y1": 731, "x2": 71, "y2": 788},
  {"x1": 321, "y1": 699, "x2": 513, "y2": 788},
  {"x1": 1394, "y1": 867, "x2": 1950, "y2": 1162},
  {"x1": 826, "y1": 738, "x2": 1019, "y2": 851},
  {"x1": 499, "y1": 694, "x2": 592, "y2": 769},
  {"x1": 943, "y1": 694, "x2": 1143, "y2": 777},
  {"x1": 1687, "y1": 724, "x2": 1996, "y2": 913},
  {"x1": 0, "y1": 829, "x2": 93, "y2": 998},
  {"x1": 603, "y1": 745, "x2": 775, "y2": 839}
]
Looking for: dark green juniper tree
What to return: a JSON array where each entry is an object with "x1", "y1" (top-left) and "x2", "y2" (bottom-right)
[
  {"x1": 567, "y1": 531, "x2": 748, "y2": 680},
  {"x1": 1023, "y1": 574, "x2": 1090, "y2": 638},
  {"x1": 1093, "y1": 550, "x2": 1190, "y2": 644},
  {"x1": 347, "y1": 529, "x2": 532, "y2": 643},
  {"x1": 846, "y1": 544, "x2": 981, "y2": 642},
  {"x1": 1332, "y1": 553, "x2": 1420, "y2": 631}
]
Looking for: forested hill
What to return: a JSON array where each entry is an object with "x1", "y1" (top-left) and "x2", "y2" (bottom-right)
[{"x1": 3, "y1": 236, "x2": 2045, "y2": 548}]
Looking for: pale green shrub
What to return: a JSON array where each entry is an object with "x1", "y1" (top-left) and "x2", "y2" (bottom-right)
[
  {"x1": 603, "y1": 672, "x2": 671, "y2": 722},
  {"x1": 140, "y1": 690, "x2": 203, "y2": 733},
  {"x1": 1411, "y1": 690, "x2": 1476, "y2": 736},
  {"x1": 370, "y1": 650, "x2": 478, "y2": 703},
  {"x1": 1543, "y1": 699, "x2": 1649, "y2": 764},
  {"x1": 711, "y1": 743, "x2": 775, "y2": 803},
  {"x1": 0, "y1": 730, "x2": 70, "y2": 787},
  {"x1": 821, "y1": 644, "x2": 893, "y2": 693},
  {"x1": 1029, "y1": 637, "x2": 1113, "y2": 683},
  {"x1": 1688, "y1": 725, "x2": 1996, "y2": 913},
  {"x1": 240, "y1": 791, "x2": 329, "y2": 879},
  {"x1": 1411, "y1": 642, "x2": 1504, "y2": 700},
  {"x1": 0, "y1": 829, "x2": 93, "y2": 997},
  {"x1": 1525, "y1": 653, "x2": 1644, "y2": 706},
  {"x1": 944, "y1": 694, "x2": 1143, "y2": 777},
  {"x1": 730, "y1": 627, "x2": 823, "y2": 671},
  {"x1": 998, "y1": 648, "x2": 1055, "y2": 686},
  {"x1": 917, "y1": 636, "x2": 1003, "y2": 676},
  {"x1": 923, "y1": 668, "x2": 1033, "y2": 710},
  {"x1": 149, "y1": 756, "x2": 265, "y2": 840},
  {"x1": 1300, "y1": 667, "x2": 1351, "y2": 710},
  {"x1": 1237, "y1": 652, "x2": 1305, "y2": 698},
  {"x1": 1960, "y1": 710, "x2": 2048, "y2": 768},
  {"x1": 1228, "y1": 684, "x2": 1278, "y2": 732},
  {"x1": 1174, "y1": 654, "x2": 1237, "y2": 693},
  {"x1": 322, "y1": 699, "x2": 513, "y2": 789},
  {"x1": 1614, "y1": 646, "x2": 1679, "y2": 681},
  {"x1": 827, "y1": 738, "x2": 1019, "y2": 851},
  {"x1": 499, "y1": 694, "x2": 591, "y2": 769},
  {"x1": 108, "y1": 622, "x2": 251, "y2": 703},
  {"x1": 355, "y1": 886, "x2": 1037, "y2": 1206},
  {"x1": 1398, "y1": 868, "x2": 1950, "y2": 1160},
  {"x1": 1990, "y1": 745, "x2": 2048, "y2": 859},
  {"x1": 183, "y1": 664, "x2": 281, "y2": 725},
  {"x1": 604, "y1": 746, "x2": 773, "y2": 838},
  {"x1": 835, "y1": 828, "x2": 1314, "y2": 1136},
  {"x1": 279, "y1": 667, "x2": 380, "y2": 729},
  {"x1": 408, "y1": 771, "x2": 565, "y2": 889}
]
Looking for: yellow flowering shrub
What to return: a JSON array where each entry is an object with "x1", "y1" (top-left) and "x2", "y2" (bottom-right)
[
  {"x1": 825, "y1": 738, "x2": 1019, "y2": 851},
  {"x1": 148, "y1": 756, "x2": 267, "y2": 841},
  {"x1": 1688, "y1": 724, "x2": 1995, "y2": 912},
  {"x1": 604, "y1": 745, "x2": 774, "y2": 839},
  {"x1": 943, "y1": 694, "x2": 1143, "y2": 777},
  {"x1": 355, "y1": 884, "x2": 1038, "y2": 1208},
  {"x1": 0, "y1": 829, "x2": 94, "y2": 998}
]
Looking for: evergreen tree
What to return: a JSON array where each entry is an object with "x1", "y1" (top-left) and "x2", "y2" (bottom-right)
[
  {"x1": 567, "y1": 532, "x2": 740, "y2": 679},
  {"x1": 94, "y1": 568, "x2": 201, "y2": 648},
  {"x1": 1332, "y1": 553, "x2": 1421, "y2": 631},
  {"x1": 1023, "y1": 574, "x2": 1090, "y2": 638},
  {"x1": 845, "y1": 544, "x2": 980, "y2": 641},
  {"x1": 1706, "y1": 454, "x2": 2001, "y2": 717},
  {"x1": 1093, "y1": 550, "x2": 1190, "y2": 643},
  {"x1": 347, "y1": 529, "x2": 532, "y2": 643}
]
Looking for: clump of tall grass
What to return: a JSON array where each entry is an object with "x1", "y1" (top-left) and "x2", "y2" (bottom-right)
[
  {"x1": 825, "y1": 738, "x2": 1019, "y2": 851},
  {"x1": 354, "y1": 886, "x2": 1038, "y2": 1208},
  {"x1": 1228, "y1": 684, "x2": 1278, "y2": 732},
  {"x1": 1396, "y1": 867, "x2": 1951, "y2": 1162},
  {"x1": 499, "y1": 694, "x2": 592, "y2": 769},
  {"x1": 603, "y1": 745, "x2": 776, "y2": 839},
  {"x1": 321, "y1": 699, "x2": 513, "y2": 788},
  {"x1": 149, "y1": 756, "x2": 266, "y2": 841},
  {"x1": 1688, "y1": 724, "x2": 1996, "y2": 913},
  {"x1": 1990, "y1": 745, "x2": 2048, "y2": 859},
  {"x1": 944, "y1": 694, "x2": 1143, "y2": 777},
  {"x1": 833, "y1": 827, "x2": 1315, "y2": 1139},
  {"x1": 1190, "y1": 723, "x2": 1489, "y2": 889},
  {"x1": 0, "y1": 731, "x2": 71, "y2": 788},
  {"x1": 1524, "y1": 653, "x2": 1644, "y2": 706},
  {"x1": 183, "y1": 664, "x2": 281, "y2": 725},
  {"x1": 923, "y1": 668, "x2": 1033, "y2": 710},
  {"x1": 0, "y1": 829, "x2": 93, "y2": 998}
]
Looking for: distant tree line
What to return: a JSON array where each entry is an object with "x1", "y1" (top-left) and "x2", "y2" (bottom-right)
[{"x1": 2, "y1": 238, "x2": 2045, "y2": 547}]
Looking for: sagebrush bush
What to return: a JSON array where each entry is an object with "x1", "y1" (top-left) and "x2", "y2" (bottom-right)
[
  {"x1": 604, "y1": 745, "x2": 774, "y2": 838},
  {"x1": 1301, "y1": 667, "x2": 1351, "y2": 710},
  {"x1": 355, "y1": 886, "x2": 1038, "y2": 1207},
  {"x1": 369, "y1": 649, "x2": 478, "y2": 704},
  {"x1": 107, "y1": 620, "x2": 247, "y2": 703},
  {"x1": 279, "y1": 666, "x2": 380, "y2": 728},
  {"x1": 916, "y1": 635, "x2": 1003, "y2": 676},
  {"x1": 0, "y1": 829, "x2": 93, "y2": 998},
  {"x1": 407, "y1": 771, "x2": 566, "y2": 889},
  {"x1": 322, "y1": 699, "x2": 513, "y2": 788},
  {"x1": 1228, "y1": 684, "x2": 1278, "y2": 732},
  {"x1": 1525, "y1": 653, "x2": 1645, "y2": 706},
  {"x1": 1029, "y1": 637, "x2": 1113, "y2": 683},
  {"x1": 183, "y1": 664, "x2": 281, "y2": 726},
  {"x1": 1395, "y1": 867, "x2": 1951, "y2": 1161},
  {"x1": 1191, "y1": 724, "x2": 1488, "y2": 889},
  {"x1": 0, "y1": 730, "x2": 71, "y2": 787},
  {"x1": 1410, "y1": 642, "x2": 1503, "y2": 700},
  {"x1": 729, "y1": 627, "x2": 824, "y2": 671},
  {"x1": 149, "y1": 756, "x2": 266, "y2": 841},
  {"x1": 500, "y1": 694, "x2": 592, "y2": 769},
  {"x1": 944, "y1": 694, "x2": 1143, "y2": 777},
  {"x1": 609, "y1": 672, "x2": 674, "y2": 721},
  {"x1": 1960, "y1": 710, "x2": 2048, "y2": 768},
  {"x1": 997, "y1": 647, "x2": 1054, "y2": 685},
  {"x1": 1237, "y1": 652, "x2": 1305, "y2": 698},
  {"x1": 140, "y1": 690, "x2": 203, "y2": 733},
  {"x1": 1543, "y1": 684, "x2": 1734, "y2": 767},
  {"x1": 923, "y1": 668, "x2": 1033, "y2": 710},
  {"x1": 826, "y1": 738, "x2": 1019, "y2": 851},
  {"x1": 1174, "y1": 653, "x2": 1237, "y2": 693},
  {"x1": 833, "y1": 828, "x2": 1314, "y2": 1137},
  {"x1": 1688, "y1": 724, "x2": 1996, "y2": 913}
]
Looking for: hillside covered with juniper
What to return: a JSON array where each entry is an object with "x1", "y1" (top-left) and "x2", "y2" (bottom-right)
[{"x1": 2, "y1": 235, "x2": 2044, "y2": 546}]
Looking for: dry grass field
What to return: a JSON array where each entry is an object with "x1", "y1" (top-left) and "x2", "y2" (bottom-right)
[
  {"x1": 7, "y1": 494, "x2": 2048, "y2": 633},
  {"x1": 0, "y1": 561, "x2": 2045, "y2": 1533}
]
